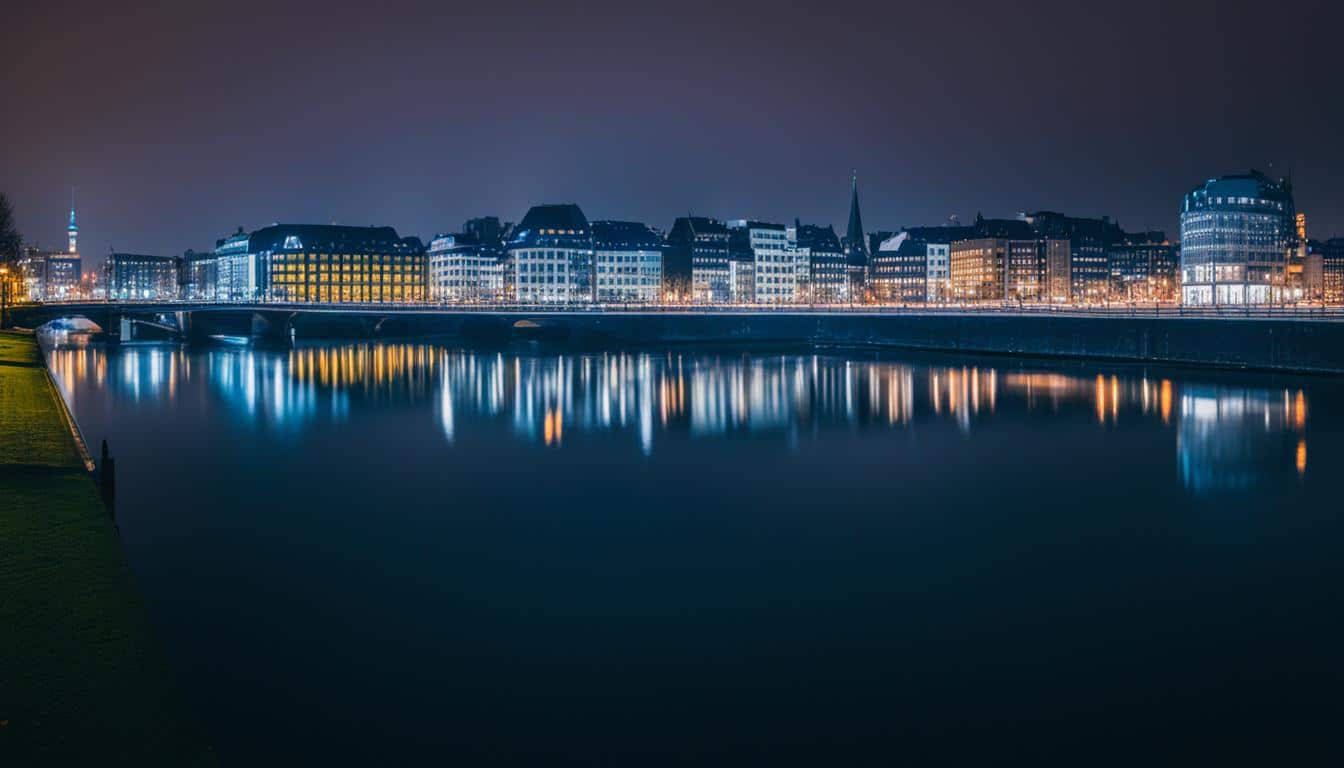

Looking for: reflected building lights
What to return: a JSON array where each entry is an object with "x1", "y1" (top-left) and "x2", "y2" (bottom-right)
[{"x1": 39, "y1": 339, "x2": 1314, "y2": 490}]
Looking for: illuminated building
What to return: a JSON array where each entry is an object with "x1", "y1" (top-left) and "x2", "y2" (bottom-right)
[
  {"x1": 1179, "y1": 171, "x2": 1296, "y2": 306},
  {"x1": 590, "y1": 220, "x2": 663, "y2": 303},
  {"x1": 1108, "y1": 231, "x2": 1178, "y2": 302},
  {"x1": 795, "y1": 222, "x2": 846, "y2": 302},
  {"x1": 873, "y1": 226, "x2": 973, "y2": 303},
  {"x1": 249, "y1": 224, "x2": 425, "y2": 303},
  {"x1": 213, "y1": 229, "x2": 254, "y2": 301},
  {"x1": 427, "y1": 232, "x2": 503, "y2": 302},
  {"x1": 66, "y1": 198, "x2": 78, "y2": 255},
  {"x1": 507, "y1": 204, "x2": 593, "y2": 303},
  {"x1": 1323, "y1": 238, "x2": 1344, "y2": 304},
  {"x1": 664, "y1": 216, "x2": 731, "y2": 303},
  {"x1": 104, "y1": 253, "x2": 179, "y2": 300},
  {"x1": 1021, "y1": 211, "x2": 1121, "y2": 303},
  {"x1": 727, "y1": 220, "x2": 793, "y2": 303},
  {"x1": 180, "y1": 248, "x2": 218, "y2": 300},
  {"x1": 948, "y1": 218, "x2": 1051, "y2": 302}
]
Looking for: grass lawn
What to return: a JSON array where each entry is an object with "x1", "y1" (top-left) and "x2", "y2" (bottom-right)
[{"x1": 1, "y1": 332, "x2": 215, "y2": 765}]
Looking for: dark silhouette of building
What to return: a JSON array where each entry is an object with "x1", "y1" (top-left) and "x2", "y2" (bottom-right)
[{"x1": 843, "y1": 172, "x2": 868, "y2": 295}]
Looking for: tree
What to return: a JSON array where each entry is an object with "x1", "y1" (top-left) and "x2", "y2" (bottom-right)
[{"x1": 0, "y1": 193, "x2": 21, "y2": 264}]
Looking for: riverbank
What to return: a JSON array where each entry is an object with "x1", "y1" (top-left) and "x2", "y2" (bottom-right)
[{"x1": 0, "y1": 332, "x2": 214, "y2": 765}]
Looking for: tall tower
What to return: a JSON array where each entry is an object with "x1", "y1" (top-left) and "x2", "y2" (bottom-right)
[
  {"x1": 66, "y1": 191, "x2": 78, "y2": 255},
  {"x1": 844, "y1": 170, "x2": 867, "y2": 265}
]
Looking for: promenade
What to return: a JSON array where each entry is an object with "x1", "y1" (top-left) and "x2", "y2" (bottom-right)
[{"x1": 0, "y1": 332, "x2": 213, "y2": 765}]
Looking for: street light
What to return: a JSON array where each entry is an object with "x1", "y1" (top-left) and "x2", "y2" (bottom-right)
[{"x1": 0, "y1": 265, "x2": 9, "y2": 329}]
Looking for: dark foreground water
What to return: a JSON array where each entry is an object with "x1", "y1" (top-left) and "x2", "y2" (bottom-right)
[{"x1": 43, "y1": 337, "x2": 1344, "y2": 764}]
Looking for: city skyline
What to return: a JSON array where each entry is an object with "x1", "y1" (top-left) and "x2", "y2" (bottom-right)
[{"x1": 4, "y1": 0, "x2": 1342, "y2": 262}]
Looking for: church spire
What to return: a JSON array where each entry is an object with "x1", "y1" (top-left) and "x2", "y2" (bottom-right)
[{"x1": 845, "y1": 170, "x2": 867, "y2": 264}]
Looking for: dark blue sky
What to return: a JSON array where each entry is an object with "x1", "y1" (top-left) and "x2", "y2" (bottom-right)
[{"x1": 4, "y1": 0, "x2": 1341, "y2": 266}]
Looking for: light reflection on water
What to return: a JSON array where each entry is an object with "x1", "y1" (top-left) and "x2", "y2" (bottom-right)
[{"x1": 44, "y1": 338, "x2": 1312, "y2": 493}]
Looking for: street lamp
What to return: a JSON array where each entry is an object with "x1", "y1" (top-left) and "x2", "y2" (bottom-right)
[{"x1": 0, "y1": 265, "x2": 9, "y2": 329}]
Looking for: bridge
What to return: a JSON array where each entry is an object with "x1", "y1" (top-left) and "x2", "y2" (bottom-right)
[{"x1": 6, "y1": 300, "x2": 1344, "y2": 372}]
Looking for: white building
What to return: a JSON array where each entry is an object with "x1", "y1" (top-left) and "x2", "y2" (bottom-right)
[
  {"x1": 214, "y1": 230, "x2": 255, "y2": 301},
  {"x1": 591, "y1": 220, "x2": 663, "y2": 303},
  {"x1": 730, "y1": 221, "x2": 794, "y2": 303},
  {"x1": 508, "y1": 204, "x2": 594, "y2": 304},
  {"x1": 428, "y1": 233, "x2": 503, "y2": 302}
]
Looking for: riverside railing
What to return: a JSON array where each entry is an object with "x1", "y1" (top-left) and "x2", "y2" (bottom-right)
[{"x1": 18, "y1": 298, "x2": 1344, "y2": 320}]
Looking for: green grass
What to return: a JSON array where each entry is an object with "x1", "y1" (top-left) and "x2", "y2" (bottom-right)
[{"x1": 0, "y1": 332, "x2": 215, "y2": 765}]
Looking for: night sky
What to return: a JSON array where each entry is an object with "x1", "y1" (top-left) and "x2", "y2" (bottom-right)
[{"x1": 4, "y1": 0, "x2": 1341, "y2": 266}]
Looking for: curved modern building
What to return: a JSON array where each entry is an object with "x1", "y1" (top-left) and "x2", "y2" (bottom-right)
[{"x1": 1180, "y1": 171, "x2": 1296, "y2": 306}]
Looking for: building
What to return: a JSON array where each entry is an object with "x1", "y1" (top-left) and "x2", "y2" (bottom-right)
[
  {"x1": 1109, "y1": 231, "x2": 1178, "y2": 302},
  {"x1": 180, "y1": 249, "x2": 218, "y2": 300},
  {"x1": 247, "y1": 224, "x2": 424, "y2": 303},
  {"x1": 213, "y1": 229, "x2": 254, "y2": 301},
  {"x1": 843, "y1": 172, "x2": 868, "y2": 297},
  {"x1": 729, "y1": 220, "x2": 792, "y2": 303},
  {"x1": 665, "y1": 216, "x2": 731, "y2": 303},
  {"x1": 871, "y1": 225, "x2": 974, "y2": 303},
  {"x1": 795, "y1": 222, "x2": 845, "y2": 302},
  {"x1": 427, "y1": 232, "x2": 503, "y2": 302},
  {"x1": 104, "y1": 253, "x2": 179, "y2": 300},
  {"x1": 1179, "y1": 170, "x2": 1297, "y2": 306},
  {"x1": 507, "y1": 204, "x2": 593, "y2": 303},
  {"x1": 590, "y1": 220, "x2": 663, "y2": 303},
  {"x1": 1323, "y1": 238, "x2": 1344, "y2": 305},
  {"x1": 1021, "y1": 211, "x2": 1121, "y2": 303},
  {"x1": 948, "y1": 218, "x2": 1054, "y2": 303}
]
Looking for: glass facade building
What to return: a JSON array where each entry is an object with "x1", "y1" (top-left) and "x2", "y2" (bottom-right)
[
  {"x1": 1179, "y1": 171, "x2": 1296, "y2": 306},
  {"x1": 104, "y1": 253, "x2": 179, "y2": 300},
  {"x1": 249, "y1": 224, "x2": 425, "y2": 303}
]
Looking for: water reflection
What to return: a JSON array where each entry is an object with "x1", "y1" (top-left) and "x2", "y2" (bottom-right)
[{"x1": 43, "y1": 340, "x2": 1313, "y2": 493}]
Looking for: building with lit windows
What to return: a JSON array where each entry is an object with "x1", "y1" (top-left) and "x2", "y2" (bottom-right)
[
  {"x1": 1021, "y1": 211, "x2": 1121, "y2": 303},
  {"x1": 795, "y1": 223, "x2": 845, "y2": 302},
  {"x1": 427, "y1": 232, "x2": 503, "y2": 302},
  {"x1": 664, "y1": 216, "x2": 731, "y2": 303},
  {"x1": 872, "y1": 226, "x2": 974, "y2": 303},
  {"x1": 1109, "y1": 231, "x2": 1178, "y2": 302},
  {"x1": 248, "y1": 224, "x2": 425, "y2": 303},
  {"x1": 1179, "y1": 171, "x2": 1297, "y2": 306},
  {"x1": 1322, "y1": 238, "x2": 1344, "y2": 305},
  {"x1": 728, "y1": 220, "x2": 793, "y2": 303},
  {"x1": 213, "y1": 229, "x2": 254, "y2": 301},
  {"x1": 591, "y1": 220, "x2": 663, "y2": 303},
  {"x1": 508, "y1": 204, "x2": 594, "y2": 303},
  {"x1": 180, "y1": 248, "x2": 218, "y2": 300},
  {"x1": 104, "y1": 253, "x2": 179, "y2": 300},
  {"x1": 949, "y1": 219, "x2": 1057, "y2": 303}
]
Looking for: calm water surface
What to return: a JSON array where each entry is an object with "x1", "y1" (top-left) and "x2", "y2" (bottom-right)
[{"x1": 44, "y1": 337, "x2": 1344, "y2": 764}]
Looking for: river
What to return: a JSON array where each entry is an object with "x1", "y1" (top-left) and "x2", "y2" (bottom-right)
[{"x1": 42, "y1": 336, "x2": 1344, "y2": 764}]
